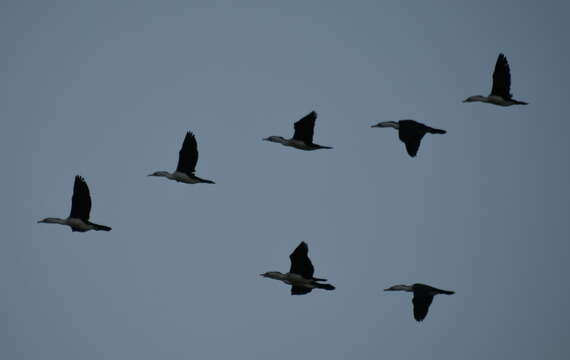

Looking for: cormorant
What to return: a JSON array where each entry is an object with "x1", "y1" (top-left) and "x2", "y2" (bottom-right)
[
  {"x1": 261, "y1": 242, "x2": 335, "y2": 295},
  {"x1": 384, "y1": 283, "x2": 454, "y2": 321},
  {"x1": 38, "y1": 176, "x2": 112, "y2": 232},
  {"x1": 263, "y1": 111, "x2": 332, "y2": 150},
  {"x1": 149, "y1": 131, "x2": 215, "y2": 184},
  {"x1": 463, "y1": 53, "x2": 528, "y2": 106},
  {"x1": 371, "y1": 120, "x2": 446, "y2": 157}
]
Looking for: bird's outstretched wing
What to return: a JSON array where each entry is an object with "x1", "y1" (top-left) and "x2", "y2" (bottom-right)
[
  {"x1": 293, "y1": 111, "x2": 317, "y2": 144},
  {"x1": 491, "y1": 53, "x2": 512, "y2": 99},
  {"x1": 403, "y1": 137, "x2": 423, "y2": 157},
  {"x1": 291, "y1": 286, "x2": 312, "y2": 295},
  {"x1": 289, "y1": 241, "x2": 315, "y2": 279},
  {"x1": 412, "y1": 294, "x2": 434, "y2": 321},
  {"x1": 397, "y1": 120, "x2": 426, "y2": 157},
  {"x1": 176, "y1": 132, "x2": 199, "y2": 175},
  {"x1": 69, "y1": 176, "x2": 92, "y2": 221}
]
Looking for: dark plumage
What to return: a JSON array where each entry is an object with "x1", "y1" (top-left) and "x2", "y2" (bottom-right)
[
  {"x1": 263, "y1": 111, "x2": 332, "y2": 150},
  {"x1": 491, "y1": 53, "x2": 514, "y2": 100},
  {"x1": 371, "y1": 120, "x2": 446, "y2": 157},
  {"x1": 291, "y1": 286, "x2": 312, "y2": 295},
  {"x1": 385, "y1": 283, "x2": 454, "y2": 322},
  {"x1": 38, "y1": 176, "x2": 111, "y2": 232},
  {"x1": 69, "y1": 176, "x2": 111, "y2": 232},
  {"x1": 148, "y1": 131, "x2": 214, "y2": 184},
  {"x1": 176, "y1": 131, "x2": 200, "y2": 176},
  {"x1": 463, "y1": 53, "x2": 528, "y2": 106},
  {"x1": 293, "y1": 111, "x2": 318, "y2": 145},
  {"x1": 288, "y1": 242, "x2": 334, "y2": 295},
  {"x1": 69, "y1": 176, "x2": 91, "y2": 221},
  {"x1": 290, "y1": 241, "x2": 318, "y2": 280},
  {"x1": 260, "y1": 241, "x2": 335, "y2": 295},
  {"x1": 411, "y1": 284, "x2": 454, "y2": 321}
]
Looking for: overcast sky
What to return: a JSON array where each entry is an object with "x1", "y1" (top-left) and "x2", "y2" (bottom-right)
[{"x1": 1, "y1": 1, "x2": 569, "y2": 359}]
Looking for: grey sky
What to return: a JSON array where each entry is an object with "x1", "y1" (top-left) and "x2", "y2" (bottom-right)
[{"x1": 1, "y1": 1, "x2": 569, "y2": 359}]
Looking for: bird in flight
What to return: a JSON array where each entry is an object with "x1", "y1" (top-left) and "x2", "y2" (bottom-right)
[
  {"x1": 463, "y1": 53, "x2": 528, "y2": 106},
  {"x1": 149, "y1": 131, "x2": 215, "y2": 184},
  {"x1": 263, "y1": 111, "x2": 333, "y2": 150},
  {"x1": 38, "y1": 176, "x2": 112, "y2": 232},
  {"x1": 371, "y1": 119, "x2": 446, "y2": 157},
  {"x1": 261, "y1": 242, "x2": 335, "y2": 295},
  {"x1": 384, "y1": 283, "x2": 454, "y2": 321}
]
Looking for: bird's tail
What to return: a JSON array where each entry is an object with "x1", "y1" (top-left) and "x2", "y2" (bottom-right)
[
  {"x1": 314, "y1": 283, "x2": 335, "y2": 291},
  {"x1": 92, "y1": 223, "x2": 112, "y2": 231},
  {"x1": 513, "y1": 100, "x2": 528, "y2": 105},
  {"x1": 427, "y1": 127, "x2": 446, "y2": 134},
  {"x1": 438, "y1": 289, "x2": 455, "y2": 295},
  {"x1": 197, "y1": 177, "x2": 215, "y2": 184}
]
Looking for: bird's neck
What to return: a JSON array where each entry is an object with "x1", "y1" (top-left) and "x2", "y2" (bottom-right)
[
  {"x1": 469, "y1": 95, "x2": 490, "y2": 103},
  {"x1": 266, "y1": 136, "x2": 288, "y2": 145},
  {"x1": 375, "y1": 121, "x2": 400, "y2": 129},
  {"x1": 265, "y1": 272, "x2": 287, "y2": 281},
  {"x1": 42, "y1": 217, "x2": 67, "y2": 225},
  {"x1": 392, "y1": 284, "x2": 413, "y2": 292},
  {"x1": 155, "y1": 171, "x2": 174, "y2": 179}
]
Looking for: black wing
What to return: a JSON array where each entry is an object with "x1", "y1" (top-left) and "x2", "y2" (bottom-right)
[
  {"x1": 412, "y1": 294, "x2": 434, "y2": 321},
  {"x1": 176, "y1": 132, "x2": 199, "y2": 175},
  {"x1": 491, "y1": 53, "x2": 512, "y2": 99},
  {"x1": 289, "y1": 242, "x2": 314, "y2": 279},
  {"x1": 403, "y1": 138, "x2": 422, "y2": 157},
  {"x1": 69, "y1": 176, "x2": 92, "y2": 221},
  {"x1": 293, "y1": 111, "x2": 317, "y2": 144},
  {"x1": 291, "y1": 286, "x2": 312, "y2": 295},
  {"x1": 398, "y1": 120, "x2": 426, "y2": 157},
  {"x1": 400, "y1": 131, "x2": 425, "y2": 157}
]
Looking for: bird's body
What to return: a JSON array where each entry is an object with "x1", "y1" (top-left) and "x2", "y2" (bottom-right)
[
  {"x1": 385, "y1": 283, "x2": 454, "y2": 321},
  {"x1": 38, "y1": 176, "x2": 112, "y2": 232},
  {"x1": 463, "y1": 53, "x2": 528, "y2": 106},
  {"x1": 261, "y1": 242, "x2": 335, "y2": 295},
  {"x1": 263, "y1": 111, "x2": 332, "y2": 151},
  {"x1": 371, "y1": 120, "x2": 446, "y2": 157},
  {"x1": 149, "y1": 132, "x2": 215, "y2": 184}
]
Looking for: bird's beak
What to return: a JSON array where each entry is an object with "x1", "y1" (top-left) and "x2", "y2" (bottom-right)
[
  {"x1": 371, "y1": 124, "x2": 379, "y2": 128},
  {"x1": 260, "y1": 273, "x2": 266, "y2": 277},
  {"x1": 37, "y1": 220, "x2": 42, "y2": 223},
  {"x1": 262, "y1": 137, "x2": 269, "y2": 141},
  {"x1": 147, "y1": 173, "x2": 154, "y2": 176},
  {"x1": 462, "y1": 99, "x2": 468, "y2": 103},
  {"x1": 383, "y1": 288, "x2": 391, "y2": 291}
]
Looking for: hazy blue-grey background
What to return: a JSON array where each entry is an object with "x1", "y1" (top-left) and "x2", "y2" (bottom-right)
[{"x1": 2, "y1": 1, "x2": 569, "y2": 359}]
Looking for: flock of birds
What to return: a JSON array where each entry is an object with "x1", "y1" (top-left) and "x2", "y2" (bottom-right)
[{"x1": 38, "y1": 53, "x2": 527, "y2": 322}]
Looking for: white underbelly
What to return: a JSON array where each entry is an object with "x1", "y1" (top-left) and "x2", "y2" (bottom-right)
[
  {"x1": 487, "y1": 96, "x2": 510, "y2": 106},
  {"x1": 172, "y1": 172, "x2": 200, "y2": 183},
  {"x1": 67, "y1": 218, "x2": 92, "y2": 230},
  {"x1": 287, "y1": 140, "x2": 314, "y2": 150},
  {"x1": 285, "y1": 273, "x2": 314, "y2": 287}
]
